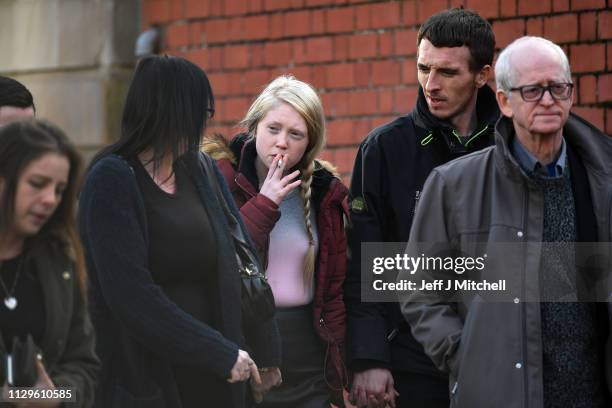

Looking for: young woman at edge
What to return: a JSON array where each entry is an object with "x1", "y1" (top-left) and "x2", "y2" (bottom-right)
[{"x1": 0, "y1": 120, "x2": 99, "y2": 407}]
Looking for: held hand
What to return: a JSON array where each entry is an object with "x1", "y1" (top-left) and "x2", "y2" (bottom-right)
[
  {"x1": 349, "y1": 368, "x2": 399, "y2": 408},
  {"x1": 228, "y1": 350, "x2": 261, "y2": 384},
  {"x1": 259, "y1": 154, "x2": 301, "y2": 205},
  {"x1": 250, "y1": 367, "x2": 282, "y2": 403}
]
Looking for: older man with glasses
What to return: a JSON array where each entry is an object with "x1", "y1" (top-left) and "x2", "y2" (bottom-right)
[{"x1": 400, "y1": 36, "x2": 612, "y2": 408}]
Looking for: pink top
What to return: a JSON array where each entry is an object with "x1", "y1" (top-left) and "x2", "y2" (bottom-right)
[{"x1": 265, "y1": 189, "x2": 318, "y2": 307}]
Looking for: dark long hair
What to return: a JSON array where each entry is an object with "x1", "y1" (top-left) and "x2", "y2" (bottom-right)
[
  {"x1": 0, "y1": 120, "x2": 86, "y2": 293},
  {"x1": 90, "y1": 55, "x2": 215, "y2": 170}
]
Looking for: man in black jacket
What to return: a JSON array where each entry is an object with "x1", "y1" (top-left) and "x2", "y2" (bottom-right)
[{"x1": 345, "y1": 8, "x2": 499, "y2": 408}]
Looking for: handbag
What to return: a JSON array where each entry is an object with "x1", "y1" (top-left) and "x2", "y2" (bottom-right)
[{"x1": 200, "y1": 154, "x2": 276, "y2": 324}]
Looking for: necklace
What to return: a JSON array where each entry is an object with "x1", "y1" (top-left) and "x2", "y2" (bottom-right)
[{"x1": 0, "y1": 255, "x2": 23, "y2": 310}]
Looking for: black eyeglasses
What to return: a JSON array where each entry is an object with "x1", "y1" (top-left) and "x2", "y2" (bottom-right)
[
  {"x1": 509, "y1": 83, "x2": 573, "y2": 102},
  {"x1": 206, "y1": 108, "x2": 215, "y2": 119}
]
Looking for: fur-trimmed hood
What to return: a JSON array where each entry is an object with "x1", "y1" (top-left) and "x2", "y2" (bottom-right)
[{"x1": 201, "y1": 133, "x2": 239, "y2": 165}]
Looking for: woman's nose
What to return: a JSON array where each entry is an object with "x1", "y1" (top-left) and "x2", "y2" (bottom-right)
[{"x1": 275, "y1": 132, "x2": 289, "y2": 148}]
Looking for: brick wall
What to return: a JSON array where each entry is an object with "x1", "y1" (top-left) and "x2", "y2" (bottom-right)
[{"x1": 143, "y1": 0, "x2": 612, "y2": 182}]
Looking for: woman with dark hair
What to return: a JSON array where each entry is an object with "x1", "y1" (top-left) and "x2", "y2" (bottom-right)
[
  {"x1": 78, "y1": 55, "x2": 281, "y2": 408},
  {"x1": 0, "y1": 120, "x2": 99, "y2": 407}
]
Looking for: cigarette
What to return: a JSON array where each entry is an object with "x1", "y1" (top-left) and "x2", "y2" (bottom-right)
[{"x1": 277, "y1": 159, "x2": 283, "y2": 168}]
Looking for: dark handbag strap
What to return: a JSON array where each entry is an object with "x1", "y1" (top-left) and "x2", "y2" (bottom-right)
[
  {"x1": 200, "y1": 155, "x2": 257, "y2": 271},
  {"x1": 201, "y1": 155, "x2": 247, "y2": 243}
]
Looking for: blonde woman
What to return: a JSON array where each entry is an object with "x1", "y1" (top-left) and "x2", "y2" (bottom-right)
[{"x1": 204, "y1": 75, "x2": 348, "y2": 407}]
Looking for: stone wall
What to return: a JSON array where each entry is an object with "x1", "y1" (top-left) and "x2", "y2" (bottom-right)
[{"x1": 0, "y1": 0, "x2": 140, "y2": 159}]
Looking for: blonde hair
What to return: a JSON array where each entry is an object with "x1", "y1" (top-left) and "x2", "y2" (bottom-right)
[{"x1": 241, "y1": 75, "x2": 326, "y2": 285}]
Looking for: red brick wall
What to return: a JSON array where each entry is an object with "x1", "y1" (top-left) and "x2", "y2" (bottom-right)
[{"x1": 143, "y1": 0, "x2": 612, "y2": 181}]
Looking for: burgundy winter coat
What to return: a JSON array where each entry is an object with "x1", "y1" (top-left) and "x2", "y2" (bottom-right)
[{"x1": 203, "y1": 134, "x2": 349, "y2": 405}]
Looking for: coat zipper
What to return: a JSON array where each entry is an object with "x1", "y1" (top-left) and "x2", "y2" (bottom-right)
[
  {"x1": 521, "y1": 179, "x2": 530, "y2": 408},
  {"x1": 319, "y1": 315, "x2": 329, "y2": 336},
  {"x1": 319, "y1": 315, "x2": 349, "y2": 389},
  {"x1": 411, "y1": 190, "x2": 421, "y2": 219}
]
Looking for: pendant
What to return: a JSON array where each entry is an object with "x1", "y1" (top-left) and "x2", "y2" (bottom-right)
[{"x1": 4, "y1": 296, "x2": 17, "y2": 310}]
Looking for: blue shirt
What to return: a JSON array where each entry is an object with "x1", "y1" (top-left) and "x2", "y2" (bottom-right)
[{"x1": 512, "y1": 136, "x2": 567, "y2": 178}]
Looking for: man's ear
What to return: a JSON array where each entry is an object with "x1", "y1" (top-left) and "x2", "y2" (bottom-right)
[
  {"x1": 475, "y1": 65, "x2": 491, "y2": 88},
  {"x1": 496, "y1": 90, "x2": 514, "y2": 118}
]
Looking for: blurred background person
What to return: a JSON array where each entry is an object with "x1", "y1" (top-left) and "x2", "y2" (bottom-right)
[
  {"x1": 0, "y1": 120, "x2": 99, "y2": 407},
  {"x1": 0, "y1": 76, "x2": 35, "y2": 126},
  {"x1": 78, "y1": 55, "x2": 281, "y2": 408},
  {"x1": 203, "y1": 75, "x2": 349, "y2": 408}
]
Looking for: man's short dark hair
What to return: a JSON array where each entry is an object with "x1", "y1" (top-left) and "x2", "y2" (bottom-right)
[
  {"x1": 0, "y1": 76, "x2": 35, "y2": 112},
  {"x1": 417, "y1": 8, "x2": 495, "y2": 72}
]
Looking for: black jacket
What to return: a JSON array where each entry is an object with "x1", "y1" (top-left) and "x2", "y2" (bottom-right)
[
  {"x1": 78, "y1": 152, "x2": 280, "y2": 408},
  {"x1": 344, "y1": 86, "x2": 500, "y2": 375}
]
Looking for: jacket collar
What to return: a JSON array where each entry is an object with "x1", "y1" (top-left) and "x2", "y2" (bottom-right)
[
  {"x1": 412, "y1": 85, "x2": 499, "y2": 153},
  {"x1": 32, "y1": 242, "x2": 72, "y2": 357},
  {"x1": 494, "y1": 116, "x2": 532, "y2": 182},
  {"x1": 232, "y1": 135, "x2": 261, "y2": 197},
  {"x1": 494, "y1": 113, "x2": 612, "y2": 182},
  {"x1": 512, "y1": 135, "x2": 567, "y2": 177}
]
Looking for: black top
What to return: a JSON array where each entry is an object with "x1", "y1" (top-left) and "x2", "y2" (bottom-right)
[
  {"x1": 0, "y1": 253, "x2": 46, "y2": 352},
  {"x1": 133, "y1": 157, "x2": 220, "y2": 407}
]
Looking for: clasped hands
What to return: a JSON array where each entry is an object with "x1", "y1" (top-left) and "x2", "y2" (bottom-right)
[
  {"x1": 227, "y1": 349, "x2": 282, "y2": 404},
  {"x1": 349, "y1": 368, "x2": 400, "y2": 408}
]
